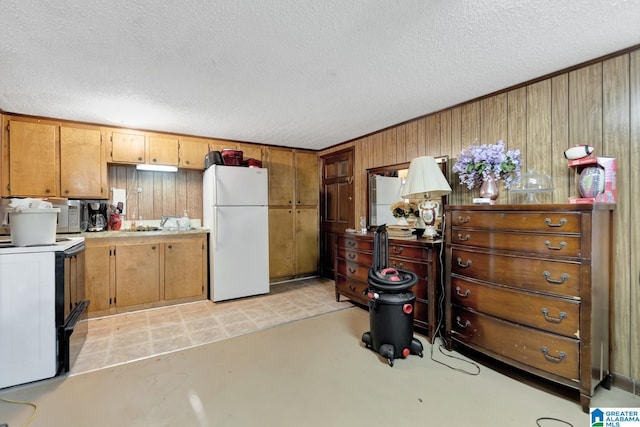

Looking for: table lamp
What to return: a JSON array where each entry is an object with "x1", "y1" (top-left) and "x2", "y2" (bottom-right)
[{"x1": 401, "y1": 156, "x2": 452, "y2": 237}]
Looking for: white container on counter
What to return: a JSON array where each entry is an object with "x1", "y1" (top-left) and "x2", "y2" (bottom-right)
[{"x1": 9, "y1": 207, "x2": 60, "y2": 246}]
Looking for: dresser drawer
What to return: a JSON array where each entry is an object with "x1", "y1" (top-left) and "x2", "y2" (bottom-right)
[
  {"x1": 388, "y1": 243, "x2": 430, "y2": 260},
  {"x1": 451, "y1": 248, "x2": 581, "y2": 297},
  {"x1": 450, "y1": 210, "x2": 582, "y2": 233},
  {"x1": 389, "y1": 257, "x2": 429, "y2": 281},
  {"x1": 337, "y1": 247, "x2": 373, "y2": 266},
  {"x1": 337, "y1": 235, "x2": 374, "y2": 252},
  {"x1": 451, "y1": 307, "x2": 579, "y2": 380},
  {"x1": 337, "y1": 259, "x2": 370, "y2": 282},
  {"x1": 335, "y1": 274, "x2": 367, "y2": 303},
  {"x1": 451, "y1": 229, "x2": 581, "y2": 257},
  {"x1": 450, "y1": 277, "x2": 580, "y2": 338}
]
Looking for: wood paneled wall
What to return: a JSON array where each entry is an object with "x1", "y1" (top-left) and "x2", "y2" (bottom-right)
[
  {"x1": 320, "y1": 48, "x2": 640, "y2": 386},
  {"x1": 108, "y1": 166, "x2": 203, "y2": 223}
]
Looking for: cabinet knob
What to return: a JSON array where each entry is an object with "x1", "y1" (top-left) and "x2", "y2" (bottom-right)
[
  {"x1": 151, "y1": 246, "x2": 156, "y2": 250},
  {"x1": 138, "y1": 156, "x2": 143, "y2": 161},
  {"x1": 45, "y1": 188, "x2": 51, "y2": 194},
  {"x1": 152, "y1": 158, "x2": 157, "y2": 163},
  {"x1": 186, "y1": 160, "x2": 190, "y2": 164},
  {"x1": 64, "y1": 189, "x2": 69, "y2": 194},
  {"x1": 168, "y1": 245, "x2": 172, "y2": 249}
]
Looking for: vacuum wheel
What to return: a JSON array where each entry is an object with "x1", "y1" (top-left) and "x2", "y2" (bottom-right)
[{"x1": 388, "y1": 358, "x2": 394, "y2": 367}]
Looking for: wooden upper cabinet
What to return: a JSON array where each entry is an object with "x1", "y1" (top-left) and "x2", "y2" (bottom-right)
[
  {"x1": 237, "y1": 143, "x2": 263, "y2": 163},
  {"x1": 266, "y1": 147, "x2": 295, "y2": 205},
  {"x1": 147, "y1": 133, "x2": 179, "y2": 166},
  {"x1": 179, "y1": 137, "x2": 210, "y2": 170},
  {"x1": 109, "y1": 129, "x2": 146, "y2": 164},
  {"x1": 60, "y1": 125, "x2": 106, "y2": 198},
  {"x1": 295, "y1": 151, "x2": 318, "y2": 206},
  {"x1": 4, "y1": 117, "x2": 59, "y2": 197}
]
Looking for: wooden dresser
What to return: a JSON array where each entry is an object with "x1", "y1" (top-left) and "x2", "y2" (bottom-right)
[
  {"x1": 444, "y1": 204, "x2": 614, "y2": 412},
  {"x1": 334, "y1": 232, "x2": 442, "y2": 342}
]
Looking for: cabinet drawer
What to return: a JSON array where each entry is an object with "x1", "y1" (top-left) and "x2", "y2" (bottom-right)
[
  {"x1": 451, "y1": 307, "x2": 579, "y2": 380},
  {"x1": 337, "y1": 247, "x2": 373, "y2": 266},
  {"x1": 450, "y1": 211, "x2": 582, "y2": 233},
  {"x1": 388, "y1": 243, "x2": 429, "y2": 261},
  {"x1": 451, "y1": 230, "x2": 581, "y2": 257},
  {"x1": 338, "y1": 235, "x2": 374, "y2": 252},
  {"x1": 451, "y1": 249, "x2": 581, "y2": 297},
  {"x1": 335, "y1": 274, "x2": 367, "y2": 303},
  {"x1": 337, "y1": 260, "x2": 370, "y2": 282},
  {"x1": 389, "y1": 257, "x2": 429, "y2": 281},
  {"x1": 450, "y1": 277, "x2": 580, "y2": 338},
  {"x1": 410, "y1": 278, "x2": 429, "y2": 301}
]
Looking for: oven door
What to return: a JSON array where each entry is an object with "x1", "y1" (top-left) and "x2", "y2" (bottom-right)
[{"x1": 58, "y1": 299, "x2": 89, "y2": 373}]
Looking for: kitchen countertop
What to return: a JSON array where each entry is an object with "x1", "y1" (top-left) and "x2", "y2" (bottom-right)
[{"x1": 79, "y1": 227, "x2": 209, "y2": 239}]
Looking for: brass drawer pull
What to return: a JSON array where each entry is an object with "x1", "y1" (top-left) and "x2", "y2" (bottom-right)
[
  {"x1": 543, "y1": 271, "x2": 569, "y2": 284},
  {"x1": 457, "y1": 233, "x2": 470, "y2": 242},
  {"x1": 457, "y1": 215, "x2": 471, "y2": 223},
  {"x1": 348, "y1": 267, "x2": 357, "y2": 274},
  {"x1": 541, "y1": 308, "x2": 567, "y2": 323},
  {"x1": 544, "y1": 240, "x2": 566, "y2": 251},
  {"x1": 455, "y1": 286, "x2": 470, "y2": 297},
  {"x1": 455, "y1": 316, "x2": 471, "y2": 329},
  {"x1": 544, "y1": 218, "x2": 567, "y2": 228},
  {"x1": 347, "y1": 253, "x2": 356, "y2": 259},
  {"x1": 391, "y1": 261, "x2": 404, "y2": 269},
  {"x1": 348, "y1": 240, "x2": 356, "y2": 247},
  {"x1": 349, "y1": 285, "x2": 357, "y2": 292},
  {"x1": 391, "y1": 246, "x2": 403, "y2": 255},
  {"x1": 456, "y1": 257, "x2": 472, "y2": 268},
  {"x1": 541, "y1": 346, "x2": 566, "y2": 363}
]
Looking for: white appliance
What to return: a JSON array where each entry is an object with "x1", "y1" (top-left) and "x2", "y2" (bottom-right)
[
  {"x1": 0, "y1": 236, "x2": 86, "y2": 389},
  {"x1": 371, "y1": 175, "x2": 403, "y2": 226},
  {"x1": 203, "y1": 165, "x2": 269, "y2": 301}
]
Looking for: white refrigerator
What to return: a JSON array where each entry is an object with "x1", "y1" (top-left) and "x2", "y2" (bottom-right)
[{"x1": 203, "y1": 165, "x2": 269, "y2": 301}]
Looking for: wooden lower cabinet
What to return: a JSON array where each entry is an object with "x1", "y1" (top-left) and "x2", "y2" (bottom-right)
[
  {"x1": 268, "y1": 207, "x2": 319, "y2": 282},
  {"x1": 84, "y1": 233, "x2": 207, "y2": 316},
  {"x1": 334, "y1": 232, "x2": 442, "y2": 342},
  {"x1": 444, "y1": 204, "x2": 614, "y2": 412}
]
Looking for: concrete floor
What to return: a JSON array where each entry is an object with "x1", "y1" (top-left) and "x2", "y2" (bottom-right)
[{"x1": 1, "y1": 305, "x2": 638, "y2": 427}]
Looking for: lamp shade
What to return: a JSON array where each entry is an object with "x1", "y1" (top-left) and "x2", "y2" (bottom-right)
[{"x1": 401, "y1": 156, "x2": 452, "y2": 199}]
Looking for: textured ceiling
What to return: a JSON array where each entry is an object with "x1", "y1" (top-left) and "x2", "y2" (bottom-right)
[{"x1": 1, "y1": 1, "x2": 639, "y2": 150}]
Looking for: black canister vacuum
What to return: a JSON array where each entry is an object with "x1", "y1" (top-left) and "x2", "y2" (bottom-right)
[{"x1": 362, "y1": 225, "x2": 423, "y2": 366}]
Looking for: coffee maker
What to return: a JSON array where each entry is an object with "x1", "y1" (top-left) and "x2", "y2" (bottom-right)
[{"x1": 84, "y1": 201, "x2": 107, "y2": 232}]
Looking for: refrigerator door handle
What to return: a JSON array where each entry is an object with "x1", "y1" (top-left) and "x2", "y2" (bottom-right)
[{"x1": 213, "y1": 206, "x2": 218, "y2": 249}]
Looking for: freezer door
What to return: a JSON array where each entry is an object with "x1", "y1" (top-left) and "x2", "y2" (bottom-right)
[
  {"x1": 210, "y1": 205, "x2": 269, "y2": 301},
  {"x1": 206, "y1": 165, "x2": 268, "y2": 206}
]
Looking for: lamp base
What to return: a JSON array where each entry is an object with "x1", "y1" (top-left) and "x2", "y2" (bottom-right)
[{"x1": 423, "y1": 225, "x2": 438, "y2": 238}]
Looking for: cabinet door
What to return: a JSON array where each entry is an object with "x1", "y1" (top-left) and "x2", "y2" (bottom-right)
[
  {"x1": 268, "y1": 207, "x2": 295, "y2": 279},
  {"x1": 7, "y1": 119, "x2": 58, "y2": 196},
  {"x1": 164, "y1": 239, "x2": 205, "y2": 300},
  {"x1": 148, "y1": 133, "x2": 179, "y2": 166},
  {"x1": 179, "y1": 137, "x2": 210, "y2": 169},
  {"x1": 295, "y1": 151, "x2": 319, "y2": 206},
  {"x1": 266, "y1": 148, "x2": 294, "y2": 206},
  {"x1": 110, "y1": 129, "x2": 146, "y2": 164},
  {"x1": 115, "y1": 243, "x2": 160, "y2": 307},
  {"x1": 84, "y1": 245, "x2": 112, "y2": 313},
  {"x1": 295, "y1": 208, "x2": 319, "y2": 275},
  {"x1": 237, "y1": 143, "x2": 263, "y2": 163},
  {"x1": 60, "y1": 125, "x2": 105, "y2": 198}
]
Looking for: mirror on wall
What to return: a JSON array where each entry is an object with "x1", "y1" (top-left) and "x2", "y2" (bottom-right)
[{"x1": 367, "y1": 156, "x2": 450, "y2": 228}]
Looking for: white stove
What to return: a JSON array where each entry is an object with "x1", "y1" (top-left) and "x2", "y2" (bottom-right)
[
  {"x1": 0, "y1": 236, "x2": 84, "y2": 254},
  {"x1": 0, "y1": 235, "x2": 87, "y2": 389}
]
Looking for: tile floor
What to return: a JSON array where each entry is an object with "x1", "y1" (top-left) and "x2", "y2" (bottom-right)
[{"x1": 71, "y1": 277, "x2": 351, "y2": 375}]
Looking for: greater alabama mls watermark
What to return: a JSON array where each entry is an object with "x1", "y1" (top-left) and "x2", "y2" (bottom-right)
[{"x1": 591, "y1": 408, "x2": 640, "y2": 427}]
